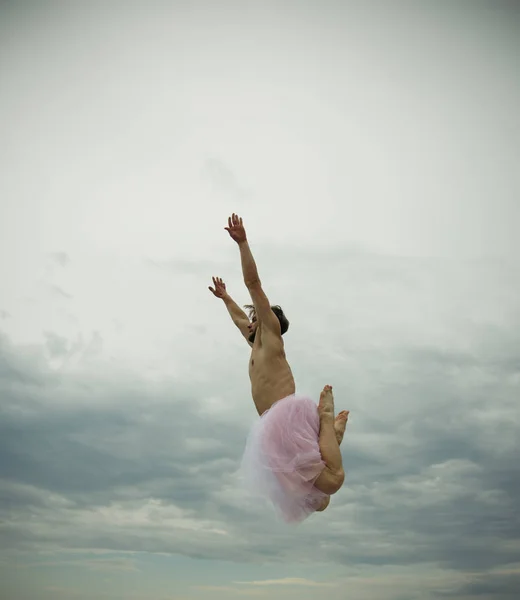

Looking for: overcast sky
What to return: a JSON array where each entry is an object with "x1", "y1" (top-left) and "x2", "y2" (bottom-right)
[{"x1": 1, "y1": 1, "x2": 519, "y2": 599}]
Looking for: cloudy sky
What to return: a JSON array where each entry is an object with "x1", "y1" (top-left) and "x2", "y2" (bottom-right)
[{"x1": 1, "y1": 0, "x2": 519, "y2": 599}]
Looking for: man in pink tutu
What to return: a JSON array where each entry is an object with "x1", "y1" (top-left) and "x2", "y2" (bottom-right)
[{"x1": 208, "y1": 213, "x2": 349, "y2": 522}]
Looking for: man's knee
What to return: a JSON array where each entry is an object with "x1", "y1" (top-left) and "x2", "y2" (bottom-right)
[
  {"x1": 316, "y1": 467, "x2": 345, "y2": 495},
  {"x1": 330, "y1": 468, "x2": 345, "y2": 494},
  {"x1": 323, "y1": 468, "x2": 344, "y2": 495}
]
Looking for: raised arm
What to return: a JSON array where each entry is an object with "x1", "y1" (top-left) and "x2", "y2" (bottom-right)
[
  {"x1": 225, "y1": 213, "x2": 259, "y2": 286},
  {"x1": 225, "y1": 213, "x2": 280, "y2": 334},
  {"x1": 208, "y1": 276, "x2": 253, "y2": 346}
]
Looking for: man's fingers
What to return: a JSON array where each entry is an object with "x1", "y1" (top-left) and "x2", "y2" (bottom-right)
[
  {"x1": 226, "y1": 213, "x2": 243, "y2": 229},
  {"x1": 210, "y1": 277, "x2": 225, "y2": 293}
]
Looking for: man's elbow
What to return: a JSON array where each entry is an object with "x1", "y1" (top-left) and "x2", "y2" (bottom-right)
[{"x1": 245, "y1": 278, "x2": 261, "y2": 289}]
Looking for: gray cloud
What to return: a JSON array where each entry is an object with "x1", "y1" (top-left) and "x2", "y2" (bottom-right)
[
  {"x1": 43, "y1": 331, "x2": 69, "y2": 359},
  {"x1": 49, "y1": 252, "x2": 70, "y2": 268},
  {"x1": 1, "y1": 249, "x2": 519, "y2": 583},
  {"x1": 435, "y1": 570, "x2": 520, "y2": 600},
  {"x1": 201, "y1": 157, "x2": 250, "y2": 202},
  {"x1": 49, "y1": 284, "x2": 72, "y2": 299},
  {"x1": 43, "y1": 331, "x2": 103, "y2": 363}
]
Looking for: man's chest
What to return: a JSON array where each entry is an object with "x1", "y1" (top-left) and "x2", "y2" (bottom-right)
[{"x1": 249, "y1": 344, "x2": 284, "y2": 373}]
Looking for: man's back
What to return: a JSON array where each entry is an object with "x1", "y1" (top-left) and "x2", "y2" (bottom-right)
[{"x1": 248, "y1": 325, "x2": 295, "y2": 416}]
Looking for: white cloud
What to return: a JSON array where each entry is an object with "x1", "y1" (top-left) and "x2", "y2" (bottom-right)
[
  {"x1": 233, "y1": 577, "x2": 335, "y2": 587},
  {"x1": 1, "y1": 1, "x2": 519, "y2": 599}
]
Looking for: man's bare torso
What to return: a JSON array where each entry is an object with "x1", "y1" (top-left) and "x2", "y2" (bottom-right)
[{"x1": 248, "y1": 324, "x2": 296, "y2": 416}]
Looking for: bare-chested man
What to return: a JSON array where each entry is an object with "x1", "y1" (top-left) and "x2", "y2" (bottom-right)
[{"x1": 208, "y1": 213, "x2": 349, "y2": 521}]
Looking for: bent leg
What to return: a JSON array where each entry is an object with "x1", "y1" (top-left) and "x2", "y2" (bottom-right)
[{"x1": 314, "y1": 385, "x2": 345, "y2": 495}]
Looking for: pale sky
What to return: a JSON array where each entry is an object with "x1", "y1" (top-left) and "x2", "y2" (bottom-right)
[{"x1": 1, "y1": 1, "x2": 519, "y2": 599}]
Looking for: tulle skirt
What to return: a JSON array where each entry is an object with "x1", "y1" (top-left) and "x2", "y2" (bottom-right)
[{"x1": 240, "y1": 393, "x2": 329, "y2": 523}]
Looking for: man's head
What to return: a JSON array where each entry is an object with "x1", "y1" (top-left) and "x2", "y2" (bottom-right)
[
  {"x1": 244, "y1": 304, "x2": 289, "y2": 343},
  {"x1": 247, "y1": 315, "x2": 258, "y2": 343}
]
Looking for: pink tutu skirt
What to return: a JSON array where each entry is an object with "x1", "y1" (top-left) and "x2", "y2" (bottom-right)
[{"x1": 240, "y1": 393, "x2": 329, "y2": 523}]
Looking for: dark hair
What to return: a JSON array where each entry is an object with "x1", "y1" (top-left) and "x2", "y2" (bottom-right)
[{"x1": 244, "y1": 304, "x2": 290, "y2": 335}]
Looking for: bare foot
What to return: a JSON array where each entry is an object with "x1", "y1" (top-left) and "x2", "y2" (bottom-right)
[
  {"x1": 334, "y1": 410, "x2": 349, "y2": 445},
  {"x1": 318, "y1": 385, "x2": 335, "y2": 422}
]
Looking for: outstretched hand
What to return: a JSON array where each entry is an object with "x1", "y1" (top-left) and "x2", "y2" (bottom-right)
[
  {"x1": 225, "y1": 213, "x2": 247, "y2": 244},
  {"x1": 208, "y1": 276, "x2": 228, "y2": 299}
]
